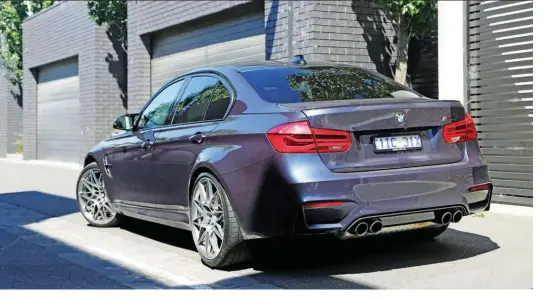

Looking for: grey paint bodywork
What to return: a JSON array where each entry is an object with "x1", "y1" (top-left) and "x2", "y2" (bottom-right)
[{"x1": 82, "y1": 63, "x2": 492, "y2": 240}]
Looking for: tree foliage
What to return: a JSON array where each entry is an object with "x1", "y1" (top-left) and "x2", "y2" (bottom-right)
[
  {"x1": 87, "y1": 0, "x2": 127, "y2": 51},
  {"x1": 0, "y1": 0, "x2": 54, "y2": 88},
  {"x1": 374, "y1": 0, "x2": 437, "y2": 85},
  {"x1": 376, "y1": 0, "x2": 437, "y2": 39},
  {"x1": 286, "y1": 67, "x2": 398, "y2": 102}
]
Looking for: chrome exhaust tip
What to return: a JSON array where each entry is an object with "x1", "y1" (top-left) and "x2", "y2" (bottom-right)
[
  {"x1": 354, "y1": 222, "x2": 369, "y2": 236},
  {"x1": 440, "y1": 212, "x2": 452, "y2": 225},
  {"x1": 452, "y1": 210, "x2": 463, "y2": 223},
  {"x1": 369, "y1": 220, "x2": 383, "y2": 234}
]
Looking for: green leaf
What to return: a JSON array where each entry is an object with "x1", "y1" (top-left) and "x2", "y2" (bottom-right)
[
  {"x1": 0, "y1": 0, "x2": 54, "y2": 93},
  {"x1": 374, "y1": 0, "x2": 437, "y2": 84},
  {"x1": 87, "y1": 0, "x2": 127, "y2": 50}
]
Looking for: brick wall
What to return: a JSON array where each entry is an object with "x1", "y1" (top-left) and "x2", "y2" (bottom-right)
[
  {"x1": 409, "y1": 34, "x2": 439, "y2": 98},
  {"x1": 22, "y1": 0, "x2": 126, "y2": 163},
  {"x1": 17, "y1": 0, "x2": 437, "y2": 163},
  {"x1": 127, "y1": 0, "x2": 252, "y2": 112},
  {"x1": 264, "y1": 1, "x2": 314, "y2": 61},
  {"x1": 305, "y1": 1, "x2": 398, "y2": 76},
  {"x1": 127, "y1": 0, "x2": 437, "y2": 111}
]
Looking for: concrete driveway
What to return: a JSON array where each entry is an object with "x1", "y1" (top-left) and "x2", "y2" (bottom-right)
[{"x1": 0, "y1": 159, "x2": 533, "y2": 289}]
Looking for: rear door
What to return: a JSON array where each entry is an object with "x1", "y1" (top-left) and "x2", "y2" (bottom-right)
[{"x1": 150, "y1": 74, "x2": 233, "y2": 206}]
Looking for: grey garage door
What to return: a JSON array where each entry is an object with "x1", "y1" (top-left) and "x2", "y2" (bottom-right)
[
  {"x1": 37, "y1": 57, "x2": 81, "y2": 163},
  {"x1": 150, "y1": 8, "x2": 265, "y2": 93},
  {"x1": 467, "y1": 1, "x2": 533, "y2": 206}
]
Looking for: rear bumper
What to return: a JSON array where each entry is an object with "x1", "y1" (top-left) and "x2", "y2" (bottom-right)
[{"x1": 220, "y1": 143, "x2": 492, "y2": 240}]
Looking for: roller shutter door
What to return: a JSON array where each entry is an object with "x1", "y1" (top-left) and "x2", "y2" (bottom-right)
[
  {"x1": 36, "y1": 57, "x2": 80, "y2": 163},
  {"x1": 467, "y1": 1, "x2": 533, "y2": 206},
  {"x1": 150, "y1": 8, "x2": 265, "y2": 93}
]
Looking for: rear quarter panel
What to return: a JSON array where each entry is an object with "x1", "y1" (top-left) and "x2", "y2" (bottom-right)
[{"x1": 198, "y1": 111, "x2": 306, "y2": 175}]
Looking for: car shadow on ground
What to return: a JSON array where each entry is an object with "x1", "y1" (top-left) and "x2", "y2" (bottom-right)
[
  {"x1": 0, "y1": 191, "x2": 500, "y2": 289},
  {"x1": 119, "y1": 213, "x2": 500, "y2": 288}
]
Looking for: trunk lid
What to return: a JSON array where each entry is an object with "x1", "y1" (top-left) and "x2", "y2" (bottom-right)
[{"x1": 279, "y1": 98, "x2": 467, "y2": 172}]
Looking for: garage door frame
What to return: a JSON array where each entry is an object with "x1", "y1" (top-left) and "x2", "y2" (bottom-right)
[{"x1": 36, "y1": 56, "x2": 81, "y2": 164}]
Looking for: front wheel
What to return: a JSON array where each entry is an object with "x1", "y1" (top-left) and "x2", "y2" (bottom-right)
[
  {"x1": 190, "y1": 173, "x2": 250, "y2": 269},
  {"x1": 76, "y1": 162, "x2": 120, "y2": 227}
]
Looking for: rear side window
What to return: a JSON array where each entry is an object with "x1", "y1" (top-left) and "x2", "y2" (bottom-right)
[
  {"x1": 239, "y1": 66, "x2": 422, "y2": 103},
  {"x1": 171, "y1": 76, "x2": 231, "y2": 124},
  {"x1": 204, "y1": 81, "x2": 231, "y2": 120}
]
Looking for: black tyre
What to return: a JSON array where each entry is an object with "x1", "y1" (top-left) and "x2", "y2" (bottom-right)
[
  {"x1": 76, "y1": 162, "x2": 121, "y2": 227},
  {"x1": 190, "y1": 172, "x2": 250, "y2": 269}
]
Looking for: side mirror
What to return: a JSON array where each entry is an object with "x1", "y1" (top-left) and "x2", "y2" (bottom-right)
[{"x1": 113, "y1": 113, "x2": 138, "y2": 131}]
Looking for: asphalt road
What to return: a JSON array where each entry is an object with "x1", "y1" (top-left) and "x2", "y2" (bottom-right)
[{"x1": 0, "y1": 159, "x2": 533, "y2": 289}]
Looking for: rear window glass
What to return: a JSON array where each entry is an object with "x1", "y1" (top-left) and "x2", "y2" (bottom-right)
[{"x1": 239, "y1": 66, "x2": 422, "y2": 103}]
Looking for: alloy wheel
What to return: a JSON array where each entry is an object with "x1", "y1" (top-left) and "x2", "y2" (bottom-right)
[
  {"x1": 77, "y1": 167, "x2": 116, "y2": 225},
  {"x1": 191, "y1": 177, "x2": 225, "y2": 260}
]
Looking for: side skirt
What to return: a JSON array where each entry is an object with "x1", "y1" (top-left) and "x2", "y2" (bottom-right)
[{"x1": 111, "y1": 200, "x2": 191, "y2": 231}]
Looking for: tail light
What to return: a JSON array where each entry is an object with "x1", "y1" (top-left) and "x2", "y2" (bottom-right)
[
  {"x1": 267, "y1": 121, "x2": 352, "y2": 153},
  {"x1": 443, "y1": 112, "x2": 478, "y2": 143},
  {"x1": 469, "y1": 183, "x2": 490, "y2": 192},
  {"x1": 303, "y1": 201, "x2": 344, "y2": 209}
]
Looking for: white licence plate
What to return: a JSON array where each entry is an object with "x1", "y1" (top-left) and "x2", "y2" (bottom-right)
[{"x1": 374, "y1": 135, "x2": 422, "y2": 151}]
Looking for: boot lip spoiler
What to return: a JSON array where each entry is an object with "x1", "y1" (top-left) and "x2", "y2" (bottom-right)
[{"x1": 277, "y1": 98, "x2": 462, "y2": 112}]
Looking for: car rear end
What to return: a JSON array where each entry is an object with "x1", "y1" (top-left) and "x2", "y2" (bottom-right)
[{"x1": 237, "y1": 64, "x2": 492, "y2": 239}]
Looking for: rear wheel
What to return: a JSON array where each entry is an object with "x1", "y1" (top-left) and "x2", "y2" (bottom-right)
[
  {"x1": 76, "y1": 162, "x2": 120, "y2": 227},
  {"x1": 190, "y1": 173, "x2": 250, "y2": 269}
]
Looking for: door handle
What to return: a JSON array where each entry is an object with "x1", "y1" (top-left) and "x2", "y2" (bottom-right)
[
  {"x1": 189, "y1": 132, "x2": 206, "y2": 144},
  {"x1": 141, "y1": 140, "x2": 153, "y2": 150}
]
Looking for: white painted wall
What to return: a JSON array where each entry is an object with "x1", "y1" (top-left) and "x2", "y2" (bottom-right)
[{"x1": 438, "y1": 1, "x2": 466, "y2": 105}]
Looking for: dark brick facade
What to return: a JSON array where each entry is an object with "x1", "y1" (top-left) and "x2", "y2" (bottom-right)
[
  {"x1": 15, "y1": 0, "x2": 437, "y2": 162},
  {"x1": 127, "y1": 0, "x2": 402, "y2": 111},
  {"x1": 264, "y1": 1, "x2": 398, "y2": 75},
  {"x1": 127, "y1": 0, "x2": 251, "y2": 112},
  {"x1": 127, "y1": 0, "x2": 437, "y2": 110},
  {"x1": 22, "y1": 0, "x2": 126, "y2": 163}
]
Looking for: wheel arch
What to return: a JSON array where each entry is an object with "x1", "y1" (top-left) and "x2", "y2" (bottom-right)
[
  {"x1": 84, "y1": 153, "x2": 96, "y2": 166},
  {"x1": 188, "y1": 163, "x2": 230, "y2": 201},
  {"x1": 188, "y1": 163, "x2": 246, "y2": 234}
]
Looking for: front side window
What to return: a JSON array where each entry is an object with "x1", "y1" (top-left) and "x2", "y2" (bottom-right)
[
  {"x1": 138, "y1": 80, "x2": 185, "y2": 129},
  {"x1": 171, "y1": 76, "x2": 231, "y2": 124},
  {"x1": 239, "y1": 66, "x2": 422, "y2": 103}
]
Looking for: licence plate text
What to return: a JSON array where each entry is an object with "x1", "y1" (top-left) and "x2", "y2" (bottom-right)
[{"x1": 374, "y1": 135, "x2": 422, "y2": 151}]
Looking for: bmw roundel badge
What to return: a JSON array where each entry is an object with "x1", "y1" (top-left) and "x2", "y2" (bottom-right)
[{"x1": 395, "y1": 111, "x2": 406, "y2": 124}]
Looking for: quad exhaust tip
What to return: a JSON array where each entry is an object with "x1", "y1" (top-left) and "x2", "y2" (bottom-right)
[
  {"x1": 353, "y1": 220, "x2": 383, "y2": 236},
  {"x1": 369, "y1": 220, "x2": 383, "y2": 234},
  {"x1": 452, "y1": 210, "x2": 463, "y2": 223},
  {"x1": 440, "y1": 212, "x2": 452, "y2": 225},
  {"x1": 354, "y1": 222, "x2": 369, "y2": 236}
]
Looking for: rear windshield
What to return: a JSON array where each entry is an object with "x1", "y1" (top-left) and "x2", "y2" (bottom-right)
[{"x1": 239, "y1": 66, "x2": 422, "y2": 103}]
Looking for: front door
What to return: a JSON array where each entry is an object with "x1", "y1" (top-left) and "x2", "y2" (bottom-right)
[
  {"x1": 150, "y1": 75, "x2": 234, "y2": 208},
  {"x1": 113, "y1": 78, "x2": 187, "y2": 205},
  {"x1": 103, "y1": 130, "x2": 153, "y2": 204}
]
